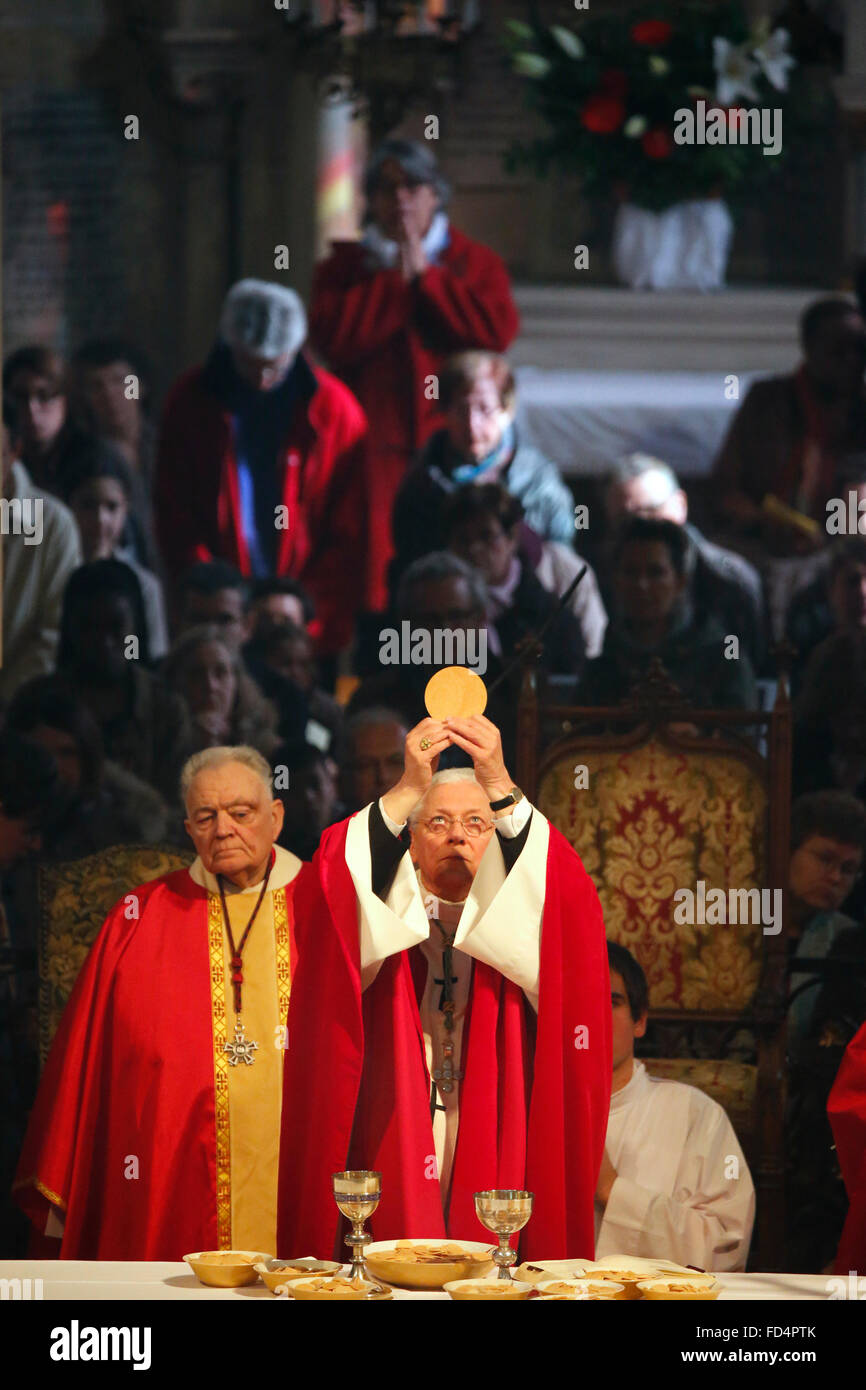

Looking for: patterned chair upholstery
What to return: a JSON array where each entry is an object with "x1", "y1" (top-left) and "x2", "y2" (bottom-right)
[
  {"x1": 518, "y1": 660, "x2": 791, "y2": 1269},
  {"x1": 538, "y1": 739, "x2": 766, "y2": 1015},
  {"x1": 36, "y1": 843, "x2": 193, "y2": 1066}
]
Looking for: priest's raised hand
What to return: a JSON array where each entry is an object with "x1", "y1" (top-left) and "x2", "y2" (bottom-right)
[{"x1": 278, "y1": 716, "x2": 612, "y2": 1262}]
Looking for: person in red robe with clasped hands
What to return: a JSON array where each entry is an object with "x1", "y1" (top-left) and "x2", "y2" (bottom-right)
[
  {"x1": 277, "y1": 714, "x2": 611, "y2": 1261},
  {"x1": 309, "y1": 140, "x2": 520, "y2": 612}
]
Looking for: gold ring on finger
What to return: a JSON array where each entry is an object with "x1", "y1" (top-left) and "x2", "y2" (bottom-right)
[{"x1": 419, "y1": 736, "x2": 431, "y2": 751}]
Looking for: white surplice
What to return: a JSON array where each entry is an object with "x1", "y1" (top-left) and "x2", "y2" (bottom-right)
[
  {"x1": 595, "y1": 1060, "x2": 755, "y2": 1272},
  {"x1": 344, "y1": 798, "x2": 547, "y2": 1201}
]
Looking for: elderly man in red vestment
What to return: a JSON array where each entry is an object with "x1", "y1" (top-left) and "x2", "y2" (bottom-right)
[
  {"x1": 278, "y1": 714, "x2": 611, "y2": 1261},
  {"x1": 309, "y1": 140, "x2": 520, "y2": 610},
  {"x1": 14, "y1": 746, "x2": 307, "y2": 1259}
]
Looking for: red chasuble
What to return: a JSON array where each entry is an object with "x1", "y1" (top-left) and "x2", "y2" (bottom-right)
[
  {"x1": 828, "y1": 1022, "x2": 866, "y2": 1273},
  {"x1": 14, "y1": 866, "x2": 299, "y2": 1260},
  {"x1": 277, "y1": 815, "x2": 611, "y2": 1261}
]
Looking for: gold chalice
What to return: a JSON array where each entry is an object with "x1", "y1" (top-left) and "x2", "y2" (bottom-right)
[
  {"x1": 332, "y1": 1170, "x2": 389, "y2": 1297},
  {"x1": 474, "y1": 1190, "x2": 534, "y2": 1280}
]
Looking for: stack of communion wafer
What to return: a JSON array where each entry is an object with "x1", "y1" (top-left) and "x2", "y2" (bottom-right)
[{"x1": 516, "y1": 1255, "x2": 721, "y2": 1300}]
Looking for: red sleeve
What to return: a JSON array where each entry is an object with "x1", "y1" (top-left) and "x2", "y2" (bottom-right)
[
  {"x1": 828, "y1": 1022, "x2": 866, "y2": 1272},
  {"x1": 300, "y1": 379, "x2": 369, "y2": 653},
  {"x1": 526, "y1": 824, "x2": 612, "y2": 1259},
  {"x1": 309, "y1": 253, "x2": 411, "y2": 368},
  {"x1": 277, "y1": 828, "x2": 365, "y2": 1258},
  {"x1": 412, "y1": 244, "x2": 520, "y2": 352},
  {"x1": 13, "y1": 895, "x2": 144, "y2": 1237},
  {"x1": 155, "y1": 377, "x2": 214, "y2": 575}
]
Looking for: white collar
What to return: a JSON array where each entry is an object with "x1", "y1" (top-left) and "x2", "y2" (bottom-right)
[
  {"x1": 189, "y1": 842, "x2": 302, "y2": 896},
  {"x1": 609, "y1": 1058, "x2": 650, "y2": 1115},
  {"x1": 361, "y1": 211, "x2": 450, "y2": 269}
]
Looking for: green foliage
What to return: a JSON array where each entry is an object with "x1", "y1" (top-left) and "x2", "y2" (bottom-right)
[{"x1": 502, "y1": 0, "x2": 829, "y2": 213}]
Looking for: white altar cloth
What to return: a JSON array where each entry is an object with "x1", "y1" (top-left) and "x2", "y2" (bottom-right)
[{"x1": 0, "y1": 1259, "x2": 837, "y2": 1301}]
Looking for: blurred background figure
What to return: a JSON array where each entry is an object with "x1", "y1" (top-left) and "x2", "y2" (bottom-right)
[
  {"x1": 0, "y1": 397, "x2": 81, "y2": 707},
  {"x1": 443, "y1": 482, "x2": 584, "y2": 677},
  {"x1": 156, "y1": 278, "x2": 367, "y2": 661},
  {"x1": 391, "y1": 351, "x2": 574, "y2": 587},
  {"x1": 61, "y1": 438, "x2": 168, "y2": 659},
  {"x1": 174, "y1": 561, "x2": 251, "y2": 649},
  {"x1": 245, "y1": 576, "x2": 315, "y2": 641},
  {"x1": 786, "y1": 533, "x2": 866, "y2": 694},
  {"x1": 605, "y1": 452, "x2": 765, "y2": 669},
  {"x1": 0, "y1": 732, "x2": 61, "y2": 1256},
  {"x1": 794, "y1": 627, "x2": 866, "y2": 799},
  {"x1": 272, "y1": 740, "x2": 341, "y2": 862},
  {"x1": 2, "y1": 345, "x2": 87, "y2": 495},
  {"x1": 5, "y1": 675, "x2": 169, "y2": 857},
  {"x1": 162, "y1": 625, "x2": 279, "y2": 759},
  {"x1": 71, "y1": 337, "x2": 158, "y2": 566},
  {"x1": 310, "y1": 141, "x2": 519, "y2": 611},
  {"x1": 713, "y1": 297, "x2": 866, "y2": 559},
  {"x1": 337, "y1": 706, "x2": 408, "y2": 814},
  {"x1": 55, "y1": 559, "x2": 189, "y2": 802},
  {"x1": 243, "y1": 619, "x2": 342, "y2": 748},
  {"x1": 348, "y1": 550, "x2": 520, "y2": 763},
  {"x1": 580, "y1": 517, "x2": 757, "y2": 710}
]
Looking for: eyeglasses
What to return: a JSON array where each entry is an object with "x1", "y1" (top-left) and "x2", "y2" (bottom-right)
[
  {"x1": 805, "y1": 846, "x2": 862, "y2": 879},
  {"x1": 418, "y1": 814, "x2": 494, "y2": 838},
  {"x1": 10, "y1": 387, "x2": 61, "y2": 406}
]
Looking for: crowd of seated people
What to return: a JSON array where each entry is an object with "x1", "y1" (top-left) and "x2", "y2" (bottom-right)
[{"x1": 1, "y1": 137, "x2": 865, "y2": 1269}]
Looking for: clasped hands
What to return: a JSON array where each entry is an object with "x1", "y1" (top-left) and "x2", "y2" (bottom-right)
[{"x1": 395, "y1": 207, "x2": 429, "y2": 281}]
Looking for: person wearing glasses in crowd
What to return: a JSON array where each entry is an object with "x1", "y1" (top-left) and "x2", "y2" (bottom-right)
[{"x1": 1, "y1": 345, "x2": 89, "y2": 495}]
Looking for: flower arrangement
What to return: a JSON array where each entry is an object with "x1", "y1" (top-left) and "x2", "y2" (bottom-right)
[{"x1": 503, "y1": 2, "x2": 809, "y2": 212}]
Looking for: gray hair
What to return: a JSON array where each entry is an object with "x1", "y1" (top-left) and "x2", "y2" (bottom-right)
[
  {"x1": 180, "y1": 745, "x2": 273, "y2": 808},
  {"x1": 396, "y1": 551, "x2": 488, "y2": 618},
  {"x1": 363, "y1": 139, "x2": 450, "y2": 213},
  {"x1": 607, "y1": 452, "x2": 679, "y2": 498},
  {"x1": 219, "y1": 278, "x2": 307, "y2": 360},
  {"x1": 408, "y1": 768, "x2": 480, "y2": 827}
]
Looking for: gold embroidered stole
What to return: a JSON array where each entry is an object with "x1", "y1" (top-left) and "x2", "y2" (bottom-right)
[{"x1": 208, "y1": 887, "x2": 291, "y2": 1251}]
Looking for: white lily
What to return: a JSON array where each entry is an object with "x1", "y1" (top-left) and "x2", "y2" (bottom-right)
[
  {"x1": 713, "y1": 36, "x2": 759, "y2": 105},
  {"x1": 752, "y1": 27, "x2": 796, "y2": 91}
]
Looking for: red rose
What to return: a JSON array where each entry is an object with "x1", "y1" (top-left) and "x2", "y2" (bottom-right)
[
  {"x1": 642, "y1": 127, "x2": 673, "y2": 159},
  {"x1": 599, "y1": 68, "x2": 628, "y2": 100},
  {"x1": 581, "y1": 94, "x2": 626, "y2": 135},
  {"x1": 630, "y1": 20, "x2": 673, "y2": 46}
]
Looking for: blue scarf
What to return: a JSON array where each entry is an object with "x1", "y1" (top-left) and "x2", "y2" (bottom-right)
[{"x1": 450, "y1": 421, "x2": 516, "y2": 485}]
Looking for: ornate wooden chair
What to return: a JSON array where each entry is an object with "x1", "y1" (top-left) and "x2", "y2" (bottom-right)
[
  {"x1": 517, "y1": 659, "x2": 791, "y2": 1271},
  {"x1": 36, "y1": 843, "x2": 193, "y2": 1066}
]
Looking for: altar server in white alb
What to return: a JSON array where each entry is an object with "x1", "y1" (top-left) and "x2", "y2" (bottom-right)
[{"x1": 595, "y1": 941, "x2": 755, "y2": 1271}]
